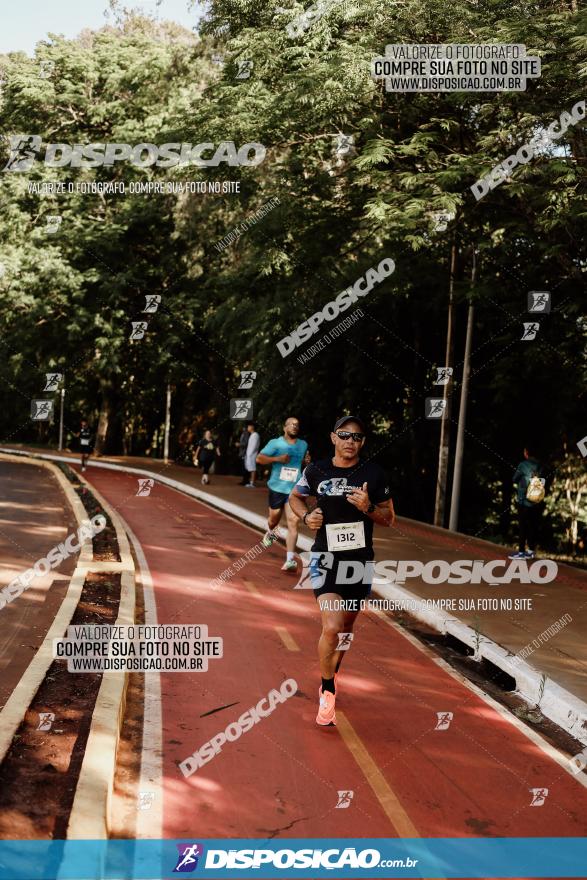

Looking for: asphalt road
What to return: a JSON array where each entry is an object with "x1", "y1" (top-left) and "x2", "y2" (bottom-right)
[{"x1": 85, "y1": 465, "x2": 587, "y2": 843}]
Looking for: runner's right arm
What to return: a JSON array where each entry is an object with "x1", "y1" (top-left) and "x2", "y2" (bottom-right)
[
  {"x1": 257, "y1": 453, "x2": 289, "y2": 464},
  {"x1": 289, "y1": 465, "x2": 323, "y2": 529},
  {"x1": 289, "y1": 490, "x2": 323, "y2": 530},
  {"x1": 256, "y1": 439, "x2": 289, "y2": 465}
]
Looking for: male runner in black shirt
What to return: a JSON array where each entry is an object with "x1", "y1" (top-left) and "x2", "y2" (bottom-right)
[{"x1": 289, "y1": 416, "x2": 395, "y2": 726}]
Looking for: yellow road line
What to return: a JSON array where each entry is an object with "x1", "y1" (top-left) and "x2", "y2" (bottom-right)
[
  {"x1": 243, "y1": 579, "x2": 260, "y2": 595},
  {"x1": 336, "y1": 711, "x2": 420, "y2": 838},
  {"x1": 275, "y1": 625, "x2": 300, "y2": 652}
]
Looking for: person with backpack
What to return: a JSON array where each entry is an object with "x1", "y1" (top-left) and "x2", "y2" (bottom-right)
[{"x1": 509, "y1": 446, "x2": 545, "y2": 559}]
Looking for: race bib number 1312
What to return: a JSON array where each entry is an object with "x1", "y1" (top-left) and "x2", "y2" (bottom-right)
[{"x1": 325, "y1": 521, "x2": 366, "y2": 552}]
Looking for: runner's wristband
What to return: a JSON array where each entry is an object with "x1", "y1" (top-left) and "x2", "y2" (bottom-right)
[
  {"x1": 367, "y1": 502, "x2": 376, "y2": 514},
  {"x1": 303, "y1": 510, "x2": 310, "y2": 524}
]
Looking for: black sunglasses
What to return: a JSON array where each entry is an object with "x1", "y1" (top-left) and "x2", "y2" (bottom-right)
[{"x1": 335, "y1": 430, "x2": 365, "y2": 442}]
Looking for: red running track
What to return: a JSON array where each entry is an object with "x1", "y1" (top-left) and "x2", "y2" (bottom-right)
[{"x1": 86, "y1": 467, "x2": 587, "y2": 846}]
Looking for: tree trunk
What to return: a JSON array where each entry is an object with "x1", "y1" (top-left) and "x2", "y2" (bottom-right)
[
  {"x1": 95, "y1": 378, "x2": 122, "y2": 455},
  {"x1": 434, "y1": 240, "x2": 457, "y2": 526}
]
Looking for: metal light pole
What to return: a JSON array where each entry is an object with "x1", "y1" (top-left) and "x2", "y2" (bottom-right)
[
  {"x1": 434, "y1": 240, "x2": 457, "y2": 526},
  {"x1": 58, "y1": 382, "x2": 65, "y2": 451},
  {"x1": 163, "y1": 382, "x2": 171, "y2": 463},
  {"x1": 449, "y1": 250, "x2": 477, "y2": 531}
]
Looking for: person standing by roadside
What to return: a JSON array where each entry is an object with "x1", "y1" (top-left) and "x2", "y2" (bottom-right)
[
  {"x1": 237, "y1": 425, "x2": 250, "y2": 485},
  {"x1": 195, "y1": 429, "x2": 221, "y2": 485},
  {"x1": 509, "y1": 446, "x2": 544, "y2": 559},
  {"x1": 244, "y1": 422, "x2": 260, "y2": 488},
  {"x1": 77, "y1": 419, "x2": 93, "y2": 472}
]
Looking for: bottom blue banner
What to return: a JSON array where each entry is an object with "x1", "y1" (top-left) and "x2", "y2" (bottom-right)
[{"x1": 0, "y1": 838, "x2": 586, "y2": 879}]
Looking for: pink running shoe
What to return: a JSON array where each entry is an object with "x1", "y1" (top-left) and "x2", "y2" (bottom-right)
[{"x1": 316, "y1": 687, "x2": 336, "y2": 726}]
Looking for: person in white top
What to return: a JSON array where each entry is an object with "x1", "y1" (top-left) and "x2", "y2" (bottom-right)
[{"x1": 244, "y1": 421, "x2": 260, "y2": 488}]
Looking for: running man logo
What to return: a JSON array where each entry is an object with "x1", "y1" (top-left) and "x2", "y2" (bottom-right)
[
  {"x1": 529, "y1": 787, "x2": 549, "y2": 806},
  {"x1": 435, "y1": 711, "x2": 453, "y2": 730},
  {"x1": 39, "y1": 60, "x2": 55, "y2": 79},
  {"x1": 295, "y1": 551, "x2": 334, "y2": 589},
  {"x1": 426, "y1": 398, "x2": 447, "y2": 419},
  {"x1": 434, "y1": 367, "x2": 453, "y2": 386},
  {"x1": 335, "y1": 790, "x2": 354, "y2": 809},
  {"x1": 31, "y1": 400, "x2": 54, "y2": 421},
  {"x1": 173, "y1": 843, "x2": 204, "y2": 873},
  {"x1": 37, "y1": 712, "x2": 55, "y2": 731},
  {"x1": 521, "y1": 322, "x2": 539, "y2": 341},
  {"x1": 528, "y1": 291, "x2": 551, "y2": 313},
  {"x1": 138, "y1": 791, "x2": 155, "y2": 811},
  {"x1": 45, "y1": 215, "x2": 62, "y2": 233},
  {"x1": 3, "y1": 135, "x2": 42, "y2": 171},
  {"x1": 130, "y1": 321, "x2": 149, "y2": 341},
  {"x1": 317, "y1": 477, "x2": 348, "y2": 496},
  {"x1": 238, "y1": 371, "x2": 256, "y2": 390},
  {"x1": 143, "y1": 294, "x2": 161, "y2": 313},
  {"x1": 136, "y1": 478, "x2": 155, "y2": 497},
  {"x1": 334, "y1": 133, "x2": 355, "y2": 157},
  {"x1": 431, "y1": 211, "x2": 454, "y2": 232},
  {"x1": 235, "y1": 59, "x2": 253, "y2": 79},
  {"x1": 44, "y1": 372, "x2": 62, "y2": 391},
  {"x1": 336, "y1": 632, "x2": 354, "y2": 651},
  {"x1": 230, "y1": 399, "x2": 253, "y2": 419}
]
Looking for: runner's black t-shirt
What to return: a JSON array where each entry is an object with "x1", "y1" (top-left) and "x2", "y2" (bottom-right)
[
  {"x1": 79, "y1": 427, "x2": 92, "y2": 449},
  {"x1": 294, "y1": 458, "x2": 390, "y2": 559},
  {"x1": 198, "y1": 439, "x2": 216, "y2": 461}
]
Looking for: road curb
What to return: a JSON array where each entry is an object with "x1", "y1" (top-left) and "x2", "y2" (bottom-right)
[
  {"x1": 66, "y1": 472, "x2": 136, "y2": 839},
  {"x1": 3, "y1": 449, "x2": 587, "y2": 748},
  {"x1": 0, "y1": 452, "x2": 136, "y2": 839},
  {"x1": 0, "y1": 454, "x2": 94, "y2": 768},
  {"x1": 369, "y1": 580, "x2": 587, "y2": 747}
]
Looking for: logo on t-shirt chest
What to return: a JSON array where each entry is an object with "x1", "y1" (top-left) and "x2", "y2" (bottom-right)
[{"x1": 317, "y1": 478, "x2": 360, "y2": 496}]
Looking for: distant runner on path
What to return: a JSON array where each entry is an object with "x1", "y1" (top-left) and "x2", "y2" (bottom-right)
[
  {"x1": 76, "y1": 419, "x2": 93, "y2": 472},
  {"x1": 256, "y1": 416, "x2": 309, "y2": 572}
]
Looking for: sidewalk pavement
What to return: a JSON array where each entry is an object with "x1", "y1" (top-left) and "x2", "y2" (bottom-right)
[
  {"x1": 0, "y1": 457, "x2": 78, "y2": 712},
  {"x1": 2, "y1": 445, "x2": 587, "y2": 747}
]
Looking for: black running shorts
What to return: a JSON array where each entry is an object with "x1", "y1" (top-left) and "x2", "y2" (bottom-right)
[
  {"x1": 308, "y1": 551, "x2": 373, "y2": 606},
  {"x1": 268, "y1": 489, "x2": 290, "y2": 510}
]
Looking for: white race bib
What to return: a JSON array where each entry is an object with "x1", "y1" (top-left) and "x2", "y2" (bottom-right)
[
  {"x1": 280, "y1": 466, "x2": 298, "y2": 482},
  {"x1": 80, "y1": 439, "x2": 90, "y2": 446},
  {"x1": 326, "y1": 521, "x2": 365, "y2": 552}
]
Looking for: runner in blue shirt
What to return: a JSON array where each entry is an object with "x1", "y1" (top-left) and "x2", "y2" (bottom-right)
[{"x1": 257, "y1": 417, "x2": 309, "y2": 572}]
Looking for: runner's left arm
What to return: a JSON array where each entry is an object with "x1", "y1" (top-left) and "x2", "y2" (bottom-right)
[
  {"x1": 369, "y1": 498, "x2": 395, "y2": 527},
  {"x1": 370, "y1": 470, "x2": 395, "y2": 526},
  {"x1": 347, "y1": 476, "x2": 395, "y2": 527}
]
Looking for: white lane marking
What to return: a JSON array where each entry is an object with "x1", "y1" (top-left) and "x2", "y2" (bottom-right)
[{"x1": 119, "y1": 516, "x2": 163, "y2": 838}]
